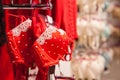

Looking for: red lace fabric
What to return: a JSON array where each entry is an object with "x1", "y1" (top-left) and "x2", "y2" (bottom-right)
[
  {"x1": 2, "y1": 1, "x2": 53, "y2": 80},
  {"x1": 32, "y1": 15, "x2": 49, "y2": 80},
  {"x1": 7, "y1": 18, "x2": 35, "y2": 80},
  {"x1": 3, "y1": 4, "x2": 73, "y2": 79},
  {"x1": 31, "y1": 15, "x2": 71, "y2": 80},
  {"x1": 4, "y1": 9, "x2": 36, "y2": 80},
  {"x1": 33, "y1": 25, "x2": 71, "y2": 80},
  {"x1": 0, "y1": 10, "x2": 30, "y2": 80},
  {"x1": 7, "y1": 18, "x2": 34, "y2": 65},
  {"x1": 6, "y1": 14, "x2": 51, "y2": 80},
  {"x1": 33, "y1": 25, "x2": 70, "y2": 67}
]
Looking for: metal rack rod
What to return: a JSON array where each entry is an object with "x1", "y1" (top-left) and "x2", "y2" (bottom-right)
[{"x1": 3, "y1": 4, "x2": 51, "y2": 9}]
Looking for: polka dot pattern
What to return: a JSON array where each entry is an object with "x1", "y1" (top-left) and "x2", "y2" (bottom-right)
[
  {"x1": 6, "y1": 19, "x2": 34, "y2": 66},
  {"x1": 33, "y1": 25, "x2": 71, "y2": 67}
]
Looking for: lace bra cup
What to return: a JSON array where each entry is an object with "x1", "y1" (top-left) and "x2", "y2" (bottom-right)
[
  {"x1": 33, "y1": 24, "x2": 71, "y2": 67},
  {"x1": 6, "y1": 15, "x2": 27, "y2": 63},
  {"x1": 7, "y1": 18, "x2": 35, "y2": 66}
]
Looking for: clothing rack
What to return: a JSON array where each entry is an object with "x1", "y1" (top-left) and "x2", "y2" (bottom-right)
[
  {"x1": 3, "y1": 4, "x2": 51, "y2": 9},
  {"x1": 3, "y1": 0, "x2": 52, "y2": 9}
]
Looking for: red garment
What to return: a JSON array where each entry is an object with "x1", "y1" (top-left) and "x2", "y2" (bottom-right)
[
  {"x1": 2, "y1": 0, "x2": 11, "y2": 5},
  {"x1": 51, "y1": 0, "x2": 78, "y2": 41},
  {"x1": 32, "y1": 15, "x2": 49, "y2": 80},
  {"x1": 3, "y1": 2, "x2": 51, "y2": 80},
  {"x1": 32, "y1": 15, "x2": 46, "y2": 39},
  {"x1": 4, "y1": 8, "x2": 50, "y2": 80},
  {"x1": 33, "y1": 24, "x2": 71, "y2": 80},
  {"x1": 31, "y1": 15, "x2": 71, "y2": 80},
  {"x1": 33, "y1": 25, "x2": 70, "y2": 67},
  {"x1": 4, "y1": 9, "x2": 39, "y2": 80},
  {"x1": 6, "y1": 14, "x2": 50, "y2": 80},
  {"x1": 0, "y1": 10, "x2": 29, "y2": 80},
  {"x1": 7, "y1": 18, "x2": 35, "y2": 80},
  {"x1": 7, "y1": 18, "x2": 34, "y2": 65},
  {"x1": 33, "y1": 14, "x2": 71, "y2": 67},
  {"x1": 0, "y1": 44, "x2": 14, "y2": 80}
]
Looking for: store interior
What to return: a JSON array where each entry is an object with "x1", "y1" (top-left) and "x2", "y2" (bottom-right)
[
  {"x1": 74, "y1": 0, "x2": 120, "y2": 80},
  {"x1": 0, "y1": 0, "x2": 120, "y2": 80}
]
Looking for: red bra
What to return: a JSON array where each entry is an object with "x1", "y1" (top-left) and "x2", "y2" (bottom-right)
[
  {"x1": 7, "y1": 18, "x2": 35, "y2": 67},
  {"x1": 33, "y1": 24, "x2": 71, "y2": 68}
]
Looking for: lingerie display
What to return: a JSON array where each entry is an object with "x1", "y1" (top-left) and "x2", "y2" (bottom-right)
[{"x1": 0, "y1": 0, "x2": 78, "y2": 80}]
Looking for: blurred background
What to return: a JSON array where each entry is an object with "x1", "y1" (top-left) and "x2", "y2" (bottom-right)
[{"x1": 73, "y1": 0, "x2": 120, "y2": 80}]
